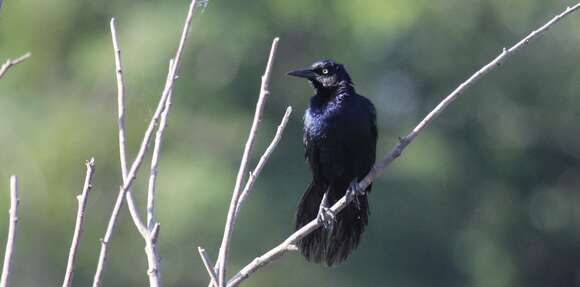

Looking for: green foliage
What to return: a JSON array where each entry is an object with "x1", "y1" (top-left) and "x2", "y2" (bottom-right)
[{"x1": 1, "y1": 0, "x2": 580, "y2": 286}]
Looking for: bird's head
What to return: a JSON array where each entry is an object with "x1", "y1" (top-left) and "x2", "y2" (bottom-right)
[{"x1": 287, "y1": 59, "x2": 352, "y2": 90}]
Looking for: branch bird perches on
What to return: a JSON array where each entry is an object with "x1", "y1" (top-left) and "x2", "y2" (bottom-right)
[{"x1": 203, "y1": 3, "x2": 580, "y2": 287}]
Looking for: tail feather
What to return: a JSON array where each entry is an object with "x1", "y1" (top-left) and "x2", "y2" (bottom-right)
[
  {"x1": 295, "y1": 181, "x2": 326, "y2": 263},
  {"x1": 295, "y1": 180, "x2": 371, "y2": 266}
]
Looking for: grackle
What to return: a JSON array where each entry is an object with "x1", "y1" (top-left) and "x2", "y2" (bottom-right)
[{"x1": 288, "y1": 59, "x2": 377, "y2": 266}]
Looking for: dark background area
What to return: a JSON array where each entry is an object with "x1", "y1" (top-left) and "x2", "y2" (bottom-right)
[{"x1": 1, "y1": 0, "x2": 580, "y2": 286}]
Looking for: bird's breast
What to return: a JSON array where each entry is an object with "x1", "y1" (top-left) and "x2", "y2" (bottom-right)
[{"x1": 304, "y1": 102, "x2": 347, "y2": 140}]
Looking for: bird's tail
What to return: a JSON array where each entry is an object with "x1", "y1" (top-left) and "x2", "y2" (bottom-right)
[
  {"x1": 295, "y1": 181, "x2": 327, "y2": 263},
  {"x1": 295, "y1": 179, "x2": 370, "y2": 266}
]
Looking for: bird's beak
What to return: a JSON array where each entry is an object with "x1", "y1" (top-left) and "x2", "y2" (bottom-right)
[{"x1": 287, "y1": 68, "x2": 316, "y2": 80}]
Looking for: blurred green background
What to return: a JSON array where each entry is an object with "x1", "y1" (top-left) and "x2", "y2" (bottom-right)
[{"x1": 1, "y1": 0, "x2": 580, "y2": 286}]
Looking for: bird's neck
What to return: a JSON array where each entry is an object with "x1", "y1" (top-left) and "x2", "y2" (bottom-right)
[
  {"x1": 314, "y1": 80, "x2": 354, "y2": 101},
  {"x1": 310, "y1": 81, "x2": 354, "y2": 111},
  {"x1": 335, "y1": 80, "x2": 355, "y2": 96}
]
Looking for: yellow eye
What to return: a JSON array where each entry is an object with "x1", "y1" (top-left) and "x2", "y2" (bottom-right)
[{"x1": 322, "y1": 69, "x2": 329, "y2": 75}]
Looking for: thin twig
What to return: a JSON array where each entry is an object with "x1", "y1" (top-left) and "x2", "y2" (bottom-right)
[
  {"x1": 147, "y1": 60, "x2": 174, "y2": 231},
  {"x1": 142, "y1": 61, "x2": 175, "y2": 287},
  {"x1": 111, "y1": 18, "x2": 129, "y2": 180},
  {"x1": 0, "y1": 176, "x2": 19, "y2": 287},
  {"x1": 235, "y1": 106, "x2": 292, "y2": 216},
  {"x1": 92, "y1": 190, "x2": 122, "y2": 287},
  {"x1": 92, "y1": 1, "x2": 198, "y2": 286},
  {"x1": 150, "y1": 223, "x2": 161, "y2": 243},
  {"x1": 92, "y1": 17, "x2": 144, "y2": 287},
  {"x1": 109, "y1": 16, "x2": 148, "y2": 240},
  {"x1": 62, "y1": 158, "x2": 96, "y2": 287},
  {"x1": 0, "y1": 53, "x2": 31, "y2": 80},
  {"x1": 215, "y1": 37, "x2": 280, "y2": 287},
  {"x1": 198, "y1": 247, "x2": 219, "y2": 287},
  {"x1": 225, "y1": 3, "x2": 580, "y2": 286}
]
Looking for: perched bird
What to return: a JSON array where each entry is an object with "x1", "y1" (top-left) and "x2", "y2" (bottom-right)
[{"x1": 288, "y1": 59, "x2": 377, "y2": 266}]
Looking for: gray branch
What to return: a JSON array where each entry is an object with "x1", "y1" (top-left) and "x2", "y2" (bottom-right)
[
  {"x1": 92, "y1": 1, "x2": 199, "y2": 286},
  {"x1": 111, "y1": 18, "x2": 129, "y2": 181},
  {"x1": 198, "y1": 247, "x2": 219, "y2": 286},
  {"x1": 62, "y1": 158, "x2": 96, "y2": 287},
  {"x1": 215, "y1": 37, "x2": 280, "y2": 287},
  {"x1": 147, "y1": 59, "x2": 175, "y2": 231},
  {"x1": 0, "y1": 53, "x2": 31, "y2": 80},
  {"x1": 235, "y1": 106, "x2": 292, "y2": 215},
  {"x1": 204, "y1": 105, "x2": 291, "y2": 287},
  {"x1": 0, "y1": 176, "x2": 19, "y2": 287},
  {"x1": 225, "y1": 3, "x2": 580, "y2": 286}
]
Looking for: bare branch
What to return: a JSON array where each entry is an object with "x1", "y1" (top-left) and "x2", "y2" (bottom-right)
[
  {"x1": 92, "y1": 0, "x2": 199, "y2": 285},
  {"x1": 109, "y1": 16, "x2": 149, "y2": 239},
  {"x1": 225, "y1": 3, "x2": 580, "y2": 286},
  {"x1": 93, "y1": 16, "x2": 143, "y2": 287},
  {"x1": 144, "y1": 238, "x2": 162, "y2": 287},
  {"x1": 215, "y1": 37, "x2": 280, "y2": 287},
  {"x1": 125, "y1": 59, "x2": 174, "y2": 242},
  {"x1": 147, "y1": 59, "x2": 174, "y2": 230},
  {"x1": 0, "y1": 176, "x2": 19, "y2": 287},
  {"x1": 141, "y1": 60, "x2": 175, "y2": 287},
  {"x1": 150, "y1": 223, "x2": 161, "y2": 243},
  {"x1": 111, "y1": 18, "x2": 129, "y2": 180},
  {"x1": 0, "y1": 53, "x2": 31, "y2": 80},
  {"x1": 198, "y1": 247, "x2": 219, "y2": 287},
  {"x1": 235, "y1": 106, "x2": 292, "y2": 215},
  {"x1": 357, "y1": 2, "x2": 580, "y2": 193},
  {"x1": 62, "y1": 158, "x2": 96, "y2": 287}
]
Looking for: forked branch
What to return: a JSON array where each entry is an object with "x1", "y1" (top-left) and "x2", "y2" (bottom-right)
[
  {"x1": 224, "y1": 3, "x2": 580, "y2": 286},
  {"x1": 92, "y1": 1, "x2": 199, "y2": 286},
  {"x1": 215, "y1": 37, "x2": 280, "y2": 287}
]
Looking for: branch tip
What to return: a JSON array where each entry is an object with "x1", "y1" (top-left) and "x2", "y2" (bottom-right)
[{"x1": 215, "y1": 36, "x2": 281, "y2": 287}]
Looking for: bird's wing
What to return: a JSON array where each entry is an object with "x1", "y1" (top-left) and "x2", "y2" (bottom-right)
[
  {"x1": 304, "y1": 132, "x2": 322, "y2": 180},
  {"x1": 349, "y1": 95, "x2": 378, "y2": 184},
  {"x1": 364, "y1": 96, "x2": 378, "y2": 144}
]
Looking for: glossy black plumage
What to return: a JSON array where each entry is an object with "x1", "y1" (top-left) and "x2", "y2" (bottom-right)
[{"x1": 288, "y1": 59, "x2": 377, "y2": 266}]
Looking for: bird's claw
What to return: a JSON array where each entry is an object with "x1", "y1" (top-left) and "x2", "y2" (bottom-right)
[
  {"x1": 346, "y1": 180, "x2": 362, "y2": 210},
  {"x1": 317, "y1": 192, "x2": 335, "y2": 230},
  {"x1": 317, "y1": 206, "x2": 336, "y2": 230}
]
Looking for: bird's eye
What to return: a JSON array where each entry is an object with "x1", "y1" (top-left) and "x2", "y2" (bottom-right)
[{"x1": 321, "y1": 68, "x2": 329, "y2": 75}]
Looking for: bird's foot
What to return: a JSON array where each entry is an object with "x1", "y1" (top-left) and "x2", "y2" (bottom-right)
[
  {"x1": 317, "y1": 206, "x2": 335, "y2": 230},
  {"x1": 317, "y1": 193, "x2": 335, "y2": 230},
  {"x1": 346, "y1": 179, "x2": 362, "y2": 210}
]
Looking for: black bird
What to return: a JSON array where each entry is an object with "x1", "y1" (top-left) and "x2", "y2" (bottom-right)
[{"x1": 288, "y1": 59, "x2": 377, "y2": 266}]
